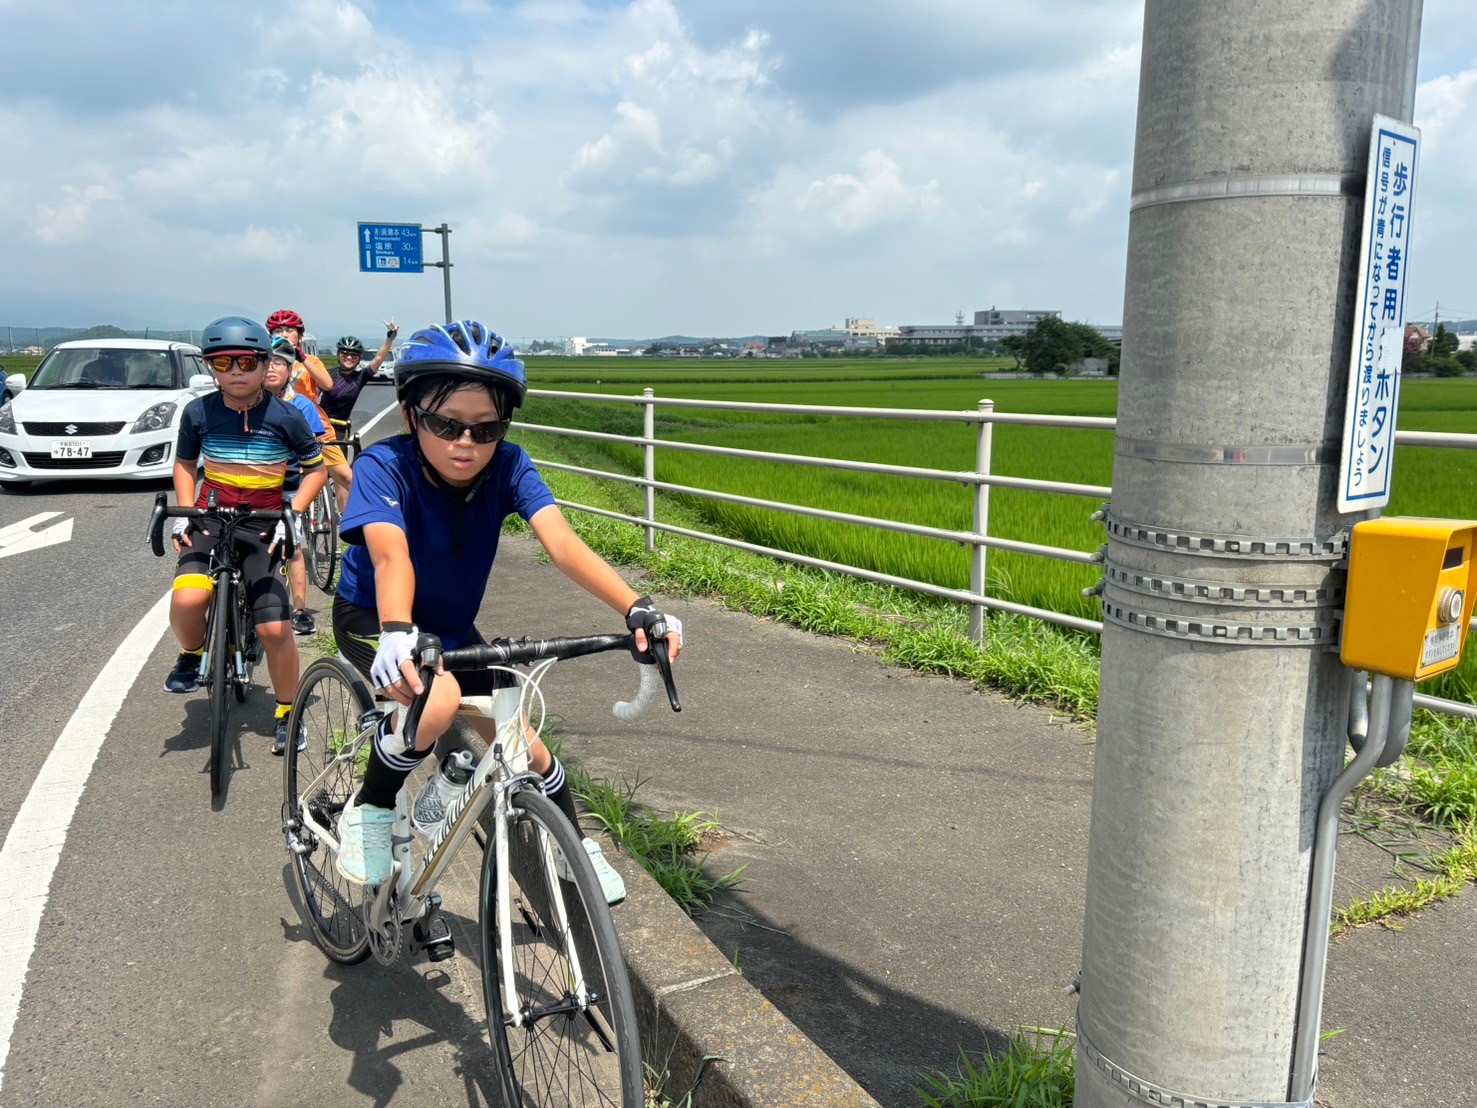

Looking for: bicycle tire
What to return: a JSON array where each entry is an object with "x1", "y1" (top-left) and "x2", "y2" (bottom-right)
[
  {"x1": 283, "y1": 656, "x2": 375, "y2": 964},
  {"x1": 308, "y1": 484, "x2": 339, "y2": 594},
  {"x1": 207, "y1": 581, "x2": 233, "y2": 797},
  {"x1": 480, "y1": 789, "x2": 642, "y2": 1106}
]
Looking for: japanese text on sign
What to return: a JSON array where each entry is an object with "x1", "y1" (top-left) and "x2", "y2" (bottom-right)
[
  {"x1": 1338, "y1": 116, "x2": 1420, "y2": 514},
  {"x1": 357, "y1": 222, "x2": 424, "y2": 275}
]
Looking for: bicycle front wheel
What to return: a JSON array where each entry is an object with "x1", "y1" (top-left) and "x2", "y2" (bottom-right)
[
  {"x1": 207, "y1": 581, "x2": 233, "y2": 796},
  {"x1": 231, "y1": 588, "x2": 252, "y2": 704},
  {"x1": 283, "y1": 656, "x2": 375, "y2": 964},
  {"x1": 308, "y1": 485, "x2": 338, "y2": 594},
  {"x1": 481, "y1": 789, "x2": 642, "y2": 1106}
]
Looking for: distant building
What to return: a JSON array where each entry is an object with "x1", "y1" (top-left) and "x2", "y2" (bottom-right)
[
  {"x1": 565, "y1": 336, "x2": 640, "y2": 356},
  {"x1": 893, "y1": 307, "x2": 1062, "y2": 348}
]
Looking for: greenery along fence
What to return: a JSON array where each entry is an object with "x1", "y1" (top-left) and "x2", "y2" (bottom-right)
[{"x1": 512, "y1": 387, "x2": 1477, "y2": 722}]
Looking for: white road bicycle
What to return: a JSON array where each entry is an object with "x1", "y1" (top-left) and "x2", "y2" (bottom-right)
[{"x1": 280, "y1": 630, "x2": 681, "y2": 1106}]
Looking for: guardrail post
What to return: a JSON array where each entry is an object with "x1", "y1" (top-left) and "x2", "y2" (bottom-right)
[
  {"x1": 643, "y1": 388, "x2": 656, "y2": 553},
  {"x1": 970, "y1": 399, "x2": 994, "y2": 644}
]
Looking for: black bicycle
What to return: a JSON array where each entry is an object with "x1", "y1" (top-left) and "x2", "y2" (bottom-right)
[{"x1": 149, "y1": 491, "x2": 297, "y2": 796}]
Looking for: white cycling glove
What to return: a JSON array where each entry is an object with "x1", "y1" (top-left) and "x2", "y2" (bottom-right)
[
  {"x1": 371, "y1": 628, "x2": 420, "y2": 690},
  {"x1": 270, "y1": 512, "x2": 305, "y2": 554},
  {"x1": 171, "y1": 517, "x2": 191, "y2": 541}
]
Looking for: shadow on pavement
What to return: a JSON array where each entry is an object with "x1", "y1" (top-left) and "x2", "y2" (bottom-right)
[
  {"x1": 696, "y1": 883, "x2": 1020, "y2": 1102},
  {"x1": 277, "y1": 864, "x2": 502, "y2": 1107}
]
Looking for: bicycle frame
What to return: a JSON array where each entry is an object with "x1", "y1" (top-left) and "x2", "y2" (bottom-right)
[{"x1": 291, "y1": 665, "x2": 593, "y2": 1028}]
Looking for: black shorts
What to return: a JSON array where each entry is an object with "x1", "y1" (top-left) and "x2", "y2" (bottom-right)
[
  {"x1": 331, "y1": 597, "x2": 513, "y2": 696},
  {"x1": 174, "y1": 520, "x2": 291, "y2": 627}
]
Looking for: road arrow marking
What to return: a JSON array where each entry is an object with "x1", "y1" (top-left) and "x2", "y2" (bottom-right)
[{"x1": 0, "y1": 513, "x2": 72, "y2": 559}]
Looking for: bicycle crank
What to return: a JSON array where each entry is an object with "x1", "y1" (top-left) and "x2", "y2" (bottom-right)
[{"x1": 365, "y1": 895, "x2": 404, "y2": 967}]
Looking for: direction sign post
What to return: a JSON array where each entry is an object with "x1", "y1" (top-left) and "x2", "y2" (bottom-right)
[
  {"x1": 1337, "y1": 115, "x2": 1420, "y2": 514},
  {"x1": 356, "y1": 221, "x2": 453, "y2": 324}
]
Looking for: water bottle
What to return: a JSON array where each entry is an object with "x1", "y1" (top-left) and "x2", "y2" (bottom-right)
[{"x1": 411, "y1": 749, "x2": 479, "y2": 835}]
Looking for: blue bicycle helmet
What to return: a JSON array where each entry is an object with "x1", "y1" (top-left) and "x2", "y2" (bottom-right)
[
  {"x1": 394, "y1": 321, "x2": 527, "y2": 411},
  {"x1": 201, "y1": 316, "x2": 272, "y2": 356}
]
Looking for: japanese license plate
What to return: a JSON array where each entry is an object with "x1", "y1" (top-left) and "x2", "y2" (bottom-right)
[
  {"x1": 1422, "y1": 623, "x2": 1461, "y2": 668},
  {"x1": 50, "y1": 441, "x2": 92, "y2": 459}
]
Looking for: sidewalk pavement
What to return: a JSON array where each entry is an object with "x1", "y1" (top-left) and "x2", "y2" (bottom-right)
[{"x1": 481, "y1": 534, "x2": 1477, "y2": 1107}]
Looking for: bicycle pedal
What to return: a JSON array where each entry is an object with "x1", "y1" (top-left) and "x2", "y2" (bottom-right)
[{"x1": 415, "y1": 916, "x2": 456, "y2": 962}]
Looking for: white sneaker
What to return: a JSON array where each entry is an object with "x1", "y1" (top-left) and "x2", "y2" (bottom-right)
[
  {"x1": 555, "y1": 837, "x2": 626, "y2": 906},
  {"x1": 337, "y1": 797, "x2": 395, "y2": 885}
]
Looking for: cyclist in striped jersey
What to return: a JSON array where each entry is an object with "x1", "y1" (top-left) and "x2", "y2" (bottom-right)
[{"x1": 164, "y1": 317, "x2": 328, "y2": 755}]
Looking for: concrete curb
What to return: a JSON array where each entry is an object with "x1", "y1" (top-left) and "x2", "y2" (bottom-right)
[{"x1": 600, "y1": 836, "x2": 882, "y2": 1107}]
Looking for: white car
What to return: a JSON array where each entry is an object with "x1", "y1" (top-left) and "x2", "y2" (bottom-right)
[{"x1": 0, "y1": 339, "x2": 216, "y2": 488}]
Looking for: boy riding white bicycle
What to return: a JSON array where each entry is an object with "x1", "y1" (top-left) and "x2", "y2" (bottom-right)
[{"x1": 331, "y1": 319, "x2": 684, "y2": 894}]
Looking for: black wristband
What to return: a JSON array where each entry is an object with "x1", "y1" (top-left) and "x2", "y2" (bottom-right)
[{"x1": 381, "y1": 621, "x2": 416, "y2": 634}]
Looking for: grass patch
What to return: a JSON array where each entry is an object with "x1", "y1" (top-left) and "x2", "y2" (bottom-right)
[
  {"x1": 915, "y1": 1029, "x2": 1075, "y2": 1108},
  {"x1": 568, "y1": 766, "x2": 745, "y2": 915}
]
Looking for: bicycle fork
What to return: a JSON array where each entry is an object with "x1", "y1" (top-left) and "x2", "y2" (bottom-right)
[{"x1": 494, "y1": 780, "x2": 594, "y2": 1029}]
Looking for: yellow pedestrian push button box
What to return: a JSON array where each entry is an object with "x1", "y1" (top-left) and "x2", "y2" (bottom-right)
[{"x1": 1342, "y1": 518, "x2": 1477, "y2": 681}]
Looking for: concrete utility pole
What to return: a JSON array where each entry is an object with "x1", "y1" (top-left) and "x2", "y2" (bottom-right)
[{"x1": 1078, "y1": 3, "x2": 1422, "y2": 1106}]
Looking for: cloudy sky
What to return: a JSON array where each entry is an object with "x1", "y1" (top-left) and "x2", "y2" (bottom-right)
[{"x1": 2, "y1": 0, "x2": 1475, "y2": 342}]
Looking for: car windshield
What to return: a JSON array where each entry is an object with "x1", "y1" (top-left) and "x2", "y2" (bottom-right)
[{"x1": 27, "y1": 348, "x2": 179, "y2": 390}]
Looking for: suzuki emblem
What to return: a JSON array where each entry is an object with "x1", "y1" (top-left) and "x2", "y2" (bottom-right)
[{"x1": 64, "y1": 424, "x2": 78, "y2": 435}]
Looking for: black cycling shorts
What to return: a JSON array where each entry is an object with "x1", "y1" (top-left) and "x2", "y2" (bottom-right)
[
  {"x1": 174, "y1": 520, "x2": 291, "y2": 627},
  {"x1": 331, "y1": 597, "x2": 512, "y2": 696}
]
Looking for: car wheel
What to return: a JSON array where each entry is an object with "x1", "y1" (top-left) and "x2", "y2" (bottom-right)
[{"x1": 1, "y1": 481, "x2": 33, "y2": 492}]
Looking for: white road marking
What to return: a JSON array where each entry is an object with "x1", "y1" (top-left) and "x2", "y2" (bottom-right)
[
  {"x1": 0, "y1": 514, "x2": 72, "y2": 559},
  {"x1": 355, "y1": 398, "x2": 400, "y2": 440},
  {"x1": 0, "y1": 590, "x2": 172, "y2": 1093}
]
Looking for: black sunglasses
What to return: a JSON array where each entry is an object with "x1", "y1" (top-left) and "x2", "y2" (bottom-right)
[{"x1": 414, "y1": 406, "x2": 511, "y2": 445}]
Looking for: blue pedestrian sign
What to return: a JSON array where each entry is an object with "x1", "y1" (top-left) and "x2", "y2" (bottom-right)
[
  {"x1": 1337, "y1": 115, "x2": 1420, "y2": 513},
  {"x1": 358, "y1": 222, "x2": 423, "y2": 274}
]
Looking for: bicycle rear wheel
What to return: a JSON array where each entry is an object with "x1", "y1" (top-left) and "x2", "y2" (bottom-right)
[
  {"x1": 207, "y1": 582, "x2": 233, "y2": 797},
  {"x1": 283, "y1": 656, "x2": 375, "y2": 964},
  {"x1": 308, "y1": 485, "x2": 339, "y2": 594},
  {"x1": 480, "y1": 789, "x2": 642, "y2": 1106}
]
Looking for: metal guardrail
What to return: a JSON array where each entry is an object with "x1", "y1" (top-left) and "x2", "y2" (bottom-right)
[{"x1": 518, "y1": 386, "x2": 1477, "y2": 720}]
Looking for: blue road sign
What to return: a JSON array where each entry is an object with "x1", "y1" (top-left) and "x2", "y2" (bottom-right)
[{"x1": 358, "y1": 222, "x2": 423, "y2": 274}]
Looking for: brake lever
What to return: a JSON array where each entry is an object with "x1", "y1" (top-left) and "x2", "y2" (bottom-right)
[
  {"x1": 147, "y1": 491, "x2": 167, "y2": 557},
  {"x1": 401, "y1": 634, "x2": 444, "y2": 752},
  {"x1": 652, "y1": 637, "x2": 681, "y2": 713}
]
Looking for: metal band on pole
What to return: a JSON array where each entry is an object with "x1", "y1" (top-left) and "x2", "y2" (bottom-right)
[{"x1": 1130, "y1": 173, "x2": 1361, "y2": 212}]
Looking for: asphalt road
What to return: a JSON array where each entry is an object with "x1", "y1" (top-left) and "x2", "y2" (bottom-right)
[{"x1": 0, "y1": 385, "x2": 468, "y2": 1106}]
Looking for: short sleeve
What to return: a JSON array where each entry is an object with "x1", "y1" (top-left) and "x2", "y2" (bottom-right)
[
  {"x1": 505, "y1": 446, "x2": 556, "y2": 522},
  {"x1": 341, "y1": 447, "x2": 408, "y2": 545},
  {"x1": 294, "y1": 397, "x2": 326, "y2": 436},
  {"x1": 176, "y1": 398, "x2": 204, "y2": 462},
  {"x1": 280, "y1": 403, "x2": 324, "y2": 469}
]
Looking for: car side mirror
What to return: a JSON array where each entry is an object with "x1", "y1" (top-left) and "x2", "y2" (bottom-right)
[
  {"x1": 6, "y1": 373, "x2": 26, "y2": 394},
  {"x1": 188, "y1": 374, "x2": 215, "y2": 391}
]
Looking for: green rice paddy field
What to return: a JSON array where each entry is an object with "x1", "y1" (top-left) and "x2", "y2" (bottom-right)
[{"x1": 518, "y1": 357, "x2": 1477, "y2": 619}]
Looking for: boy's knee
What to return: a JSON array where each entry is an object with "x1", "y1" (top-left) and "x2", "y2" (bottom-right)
[{"x1": 257, "y1": 621, "x2": 294, "y2": 646}]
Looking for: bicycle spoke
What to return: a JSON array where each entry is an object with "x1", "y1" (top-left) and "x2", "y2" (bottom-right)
[{"x1": 285, "y1": 658, "x2": 374, "y2": 963}]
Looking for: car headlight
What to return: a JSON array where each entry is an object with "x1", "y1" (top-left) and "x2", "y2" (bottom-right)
[
  {"x1": 131, "y1": 401, "x2": 178, "y2": 433},
  {"x1": 0, "y1": 403, "x2": 14, "y2": 435}
]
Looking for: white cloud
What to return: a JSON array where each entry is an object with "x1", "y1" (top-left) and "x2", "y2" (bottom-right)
[
  {"x1": 34, "y1": 184, "x2": 120, "y2": 245},
  {"x1": 1, "y1": 0, "x2": 1474, "y2": 338},
  {"x1": 794, "y1": 151, "x2": 942, "y2": 235}
]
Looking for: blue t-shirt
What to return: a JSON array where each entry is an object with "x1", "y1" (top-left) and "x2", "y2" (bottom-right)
[{"x1": 337, "y1": 435, "x2": 557, "y2": 648}]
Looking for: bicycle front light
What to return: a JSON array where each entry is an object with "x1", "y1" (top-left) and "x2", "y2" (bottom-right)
[
  {"x1": 0, "y1": 403, "x2": 14, "y2": 435},
  {"x1": 131, "y1": 401, "x2": 178, "y2": 433}
]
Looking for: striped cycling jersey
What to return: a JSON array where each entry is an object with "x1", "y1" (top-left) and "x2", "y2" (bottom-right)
[{"x1": 176, "y1": 391, "x2": 324, "y2": 510}]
